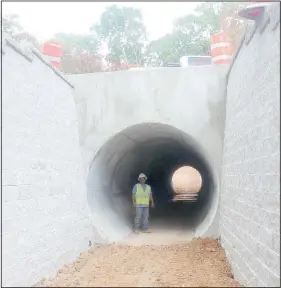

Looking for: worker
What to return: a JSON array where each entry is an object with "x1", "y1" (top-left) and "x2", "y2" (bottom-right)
[{"x1": 132, "y1": 173, "x2": 155, "y2": 233}]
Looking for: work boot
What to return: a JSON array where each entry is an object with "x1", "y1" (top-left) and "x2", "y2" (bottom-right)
[
  {"x1": 142, "y1": 229, "x2": 151, "y2": 233},
  {"x1": 133, "y1": 229, "x2": 140, "y2": 234}
]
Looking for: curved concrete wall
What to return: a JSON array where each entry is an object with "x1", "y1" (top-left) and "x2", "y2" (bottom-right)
[
  {"x1": 85, "y1": 122, "x2": 218, "y2": 242},
  {"x1": 2, "y1": 34, "x2": 92, "y2": 287},
  {"x1": 220, "y1": 3, "x2": 280, "y2": 287},
  {"x1": 68, "y1": 65, "x2": 228, "y2": 241}
]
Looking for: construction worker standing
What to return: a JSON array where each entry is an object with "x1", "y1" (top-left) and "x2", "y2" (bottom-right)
[{"x1": 132, "y1": 173, "x2": 155, "y2": 233}]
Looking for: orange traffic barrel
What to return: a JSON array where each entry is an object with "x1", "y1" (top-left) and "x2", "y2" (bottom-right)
[
  {"x1": 41, "y1": 42, "x2": 62, "y2": 69},
  {"x1": 210, "y1": 31, "x2": 233, "y2": 65}
]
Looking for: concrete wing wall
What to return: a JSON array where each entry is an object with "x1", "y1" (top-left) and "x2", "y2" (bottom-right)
[
  {"x1": 2, "y1": 34, "x2": 92, "y2": 287},
  {"x1": 220, "y1": 3, "x2": 280, "y2": 287}
]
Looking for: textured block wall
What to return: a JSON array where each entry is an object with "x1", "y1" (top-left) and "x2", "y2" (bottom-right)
[
  {"x1": 220, "y1": 4, "x2": 280, "y2": 287},
  {"x1": 2, "y1": 35, "x2": 92, "y2": 287}
]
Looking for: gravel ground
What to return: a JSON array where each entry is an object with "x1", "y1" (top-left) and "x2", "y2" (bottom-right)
[{"x1": 38, "y1": 238, "x2": 240, "y2": 287}]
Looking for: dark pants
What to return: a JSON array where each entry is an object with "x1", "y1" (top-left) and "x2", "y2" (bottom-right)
[{"x1": 134, "y1": 206, "x2": 149, "y2": 230}]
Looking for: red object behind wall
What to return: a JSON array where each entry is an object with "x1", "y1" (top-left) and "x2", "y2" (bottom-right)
[
  {"x1": 41, "y1": 42, "x2": 62, "y2": 69},
  {"x1": 210, "y1": 31, "x2": 233, "y2": 65}
]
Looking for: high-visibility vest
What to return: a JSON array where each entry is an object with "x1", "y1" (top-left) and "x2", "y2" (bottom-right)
[{"x1": 135, "y1": 184, "x2": 151, "y2": 206}]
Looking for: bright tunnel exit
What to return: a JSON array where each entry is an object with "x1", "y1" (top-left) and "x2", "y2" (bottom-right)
[
  {"x1": 86, "y1": 123, "x2": 219, "y2": 243},
  {"x1": 171, "y1": 166, "x2": 202, "y2": 202}
]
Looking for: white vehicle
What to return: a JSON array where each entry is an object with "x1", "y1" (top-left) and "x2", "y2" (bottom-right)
[{"x1": 180, "y1": 55, "x2": 212, "y2": 67}]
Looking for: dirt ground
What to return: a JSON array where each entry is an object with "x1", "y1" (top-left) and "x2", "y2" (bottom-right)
[{"x1": 38, "y1": 238, "x2": 240, "y2": 287}]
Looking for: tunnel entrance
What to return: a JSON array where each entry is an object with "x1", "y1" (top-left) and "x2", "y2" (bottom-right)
[{"x1": 87, "y1": 123, "x2": 218, "y2": 243}]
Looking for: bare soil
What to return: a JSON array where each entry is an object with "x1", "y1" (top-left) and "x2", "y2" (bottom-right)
[{"x1": 38, "y1": 238, "x2": 240, "y2": 287}]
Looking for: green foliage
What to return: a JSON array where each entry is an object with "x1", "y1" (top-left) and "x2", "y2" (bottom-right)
[
  {"x1": 145, "y1": 2, "x2": 247, "y2": 66},
  {"x1": 91, "y1": 4, "x2": 147, "y2": 66},
  {"x1": 192, "y1": 3, "x2": 223, "y2": 35},
  {"x1": 49, "y1": 33, "x2": 103, "y2": 74},
  {"x1": 14, "y1": 32, "x2": 40, "y2": 48},
  {"x1": 51, "y1": 33, "x2": 100, "y2": 56},
  {"x1": 3, "y1": 2, "x2": 248, "y2": 72},
  {"x1": 2, "y1": 14, "x2": 40, "y2": 49},
  {"x1": 2, "y1": 14, "x2": 23, "y2": 35},
  {"x1": 219, "y1": 2, "x2": 248, "y2": 48}
]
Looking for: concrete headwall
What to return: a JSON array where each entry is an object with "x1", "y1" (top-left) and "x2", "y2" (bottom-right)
[
  {"x1": 220, "y1": 4, "x2": 280, "y2": 287},
  {"x1": 2, "y1": 34, "x2": 92, "y2": 287},
  {"x1": 68, "y1": 66, "x2": 228, "y2": 176},
  {"x1": 68, "y1": 66, "x2": 228, "y2": 241}
]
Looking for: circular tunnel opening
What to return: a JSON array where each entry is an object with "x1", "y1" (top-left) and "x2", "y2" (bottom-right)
[
  {"x1": 171, "y1": 166, "x2": 202, "y2": 202},
  {"x1": 87, "y1": 123, "x2": 218, "y2": 242}
]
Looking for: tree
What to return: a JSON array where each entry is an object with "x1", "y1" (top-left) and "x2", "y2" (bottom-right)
[
  {"x1": 219, "y1": 2, "x2": 248, "y2": 50},
  {"x1": 50, "y1": 32, "x2": 103, "y2": 74},
  {"x1": 145, "y1": 13, "x2": 210, "y2": 67},
  {"x1": 145, "y1": 34, "x2": 176, "y2": 67},
  {"x1": 2, "y1": 14, "x2": 23, "y2": 35},
  {"x1": 2, "y1": 14, "x2": 41, "y2": 49},
  {"x1": 145, "y1": 4, "x2": 221, "y2": 66},
  {"x1": 59, "y1": 53, "x2": 104, "y2": 74},
  {"x1": 52, "y1": 33, "x2": 100, "y2": 56},
  {"x1": 13, "y1": 32, "x2": 40, "y2": 49},
  {"x1": 91, "y1": 4, "x2": 147, "y2": 69},
  {"x1": 145, "y1": 2, "x2": 248, "y2": 67},
  {"x1": 191, "y1": 3, "x2": 222, "y2": 35}
]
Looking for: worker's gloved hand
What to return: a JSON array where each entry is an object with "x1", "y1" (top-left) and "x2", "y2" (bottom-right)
[{"x1": 151, "y1": 203, "x2": 155, "y2": 208}]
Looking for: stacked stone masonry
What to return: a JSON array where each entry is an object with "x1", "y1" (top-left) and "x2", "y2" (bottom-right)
[
  {"x1": 220, "y1": 4, "x2": 280, "y2": 287},
  {"x1": 2, "y1": 33, "x2": 92, "y2": 287}
]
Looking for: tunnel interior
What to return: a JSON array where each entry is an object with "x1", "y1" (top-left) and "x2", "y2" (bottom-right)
[{"x1": 87, "y1": 123, "x2": 217, "y2": 242}]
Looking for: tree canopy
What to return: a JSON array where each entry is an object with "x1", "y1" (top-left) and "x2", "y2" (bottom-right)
[
  {"x1": 51, "y1": 33, "x2": 101, "y2": 56},
  {"x1": 2, "y1": 2, "x2": 248, "y2": 72},
  {"x1": 91, "y1": 4, "x2": 147, "y2": 68},
  {"x1": 2, "y1": 14, "x2": 23, "y2": 35},
  {"x1": 145, "y1": 2, "x2": 247, "y2": 67},
  {"x1": 49, "y1": 33, "x2": 103, "y2": 74},
  {"x1": 2, "y1": 14, "x2": 40, "y2": 48}
]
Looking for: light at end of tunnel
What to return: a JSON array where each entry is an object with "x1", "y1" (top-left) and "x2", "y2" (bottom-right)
[
  {"x1": 87, "y1": 123, "x2": 217, "y2": 240},
  {"x1": 171, "y1": 166, "x2": 202, "y2": 203}
]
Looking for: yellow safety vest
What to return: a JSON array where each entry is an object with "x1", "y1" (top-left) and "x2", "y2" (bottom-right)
[{"x1": 135, "y1": 184, "x2": 151, "y2": 206}]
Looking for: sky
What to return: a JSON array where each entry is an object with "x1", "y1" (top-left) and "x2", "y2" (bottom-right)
[{"x1": 2, "y1": 2, "x2": 199, "y2": 42}]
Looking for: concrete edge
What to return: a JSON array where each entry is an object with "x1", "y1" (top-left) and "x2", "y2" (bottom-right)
[
  {"x1": 225, "y1": 29, "x2": 246, "y2": 83},
  {"x1": 2, "y1": 32, "x2": 74, "y2": 89},
  {"x1": 4, "y1": 38, "x2": 34, "y2": 62},
  {"x1": 31, "y1": 48, "x2": 75, "y2": 89}
]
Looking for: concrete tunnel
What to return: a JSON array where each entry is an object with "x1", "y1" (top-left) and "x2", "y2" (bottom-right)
[
  {"x1": 87, "y1": 122, "x2": 219, "y2": 242},
  {"x1": 3, "y1": 10, "x2": 280, "y2": 284}
]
